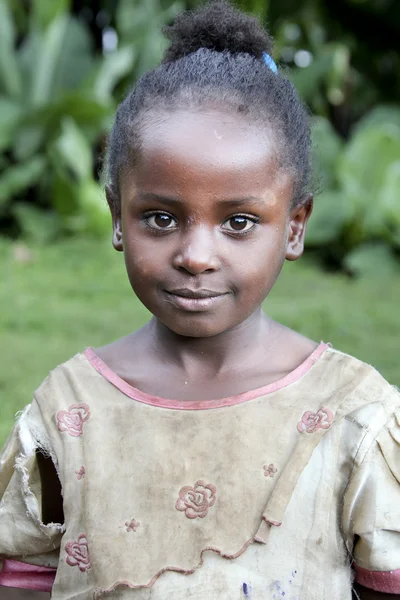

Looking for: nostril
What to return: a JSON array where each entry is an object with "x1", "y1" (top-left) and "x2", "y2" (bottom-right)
[{"x1": 173, "y1": 253, "x2": 219, "y2": 275}]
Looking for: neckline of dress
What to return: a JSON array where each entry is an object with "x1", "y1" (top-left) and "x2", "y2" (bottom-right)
[{"x1": 83, "y1": 342, "x2": 330, "y2": 411}]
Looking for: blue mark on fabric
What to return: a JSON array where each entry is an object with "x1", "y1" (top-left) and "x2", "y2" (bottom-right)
[{"x1": 242, "y1": 582, "x2": 249, "y2": 596}]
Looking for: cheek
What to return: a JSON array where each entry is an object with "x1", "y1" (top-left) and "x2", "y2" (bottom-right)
[
  {"x1": 123, "y1": 242, "x2": 160, "y2": 287},
  {"x1": 234, "y1": 231, "x2": 287, "y2": 287}
]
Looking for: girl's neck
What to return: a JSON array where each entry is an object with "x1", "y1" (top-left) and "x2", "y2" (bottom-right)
[{"x1": 147, "y1": 308, "x2": 273, "y2": 378}]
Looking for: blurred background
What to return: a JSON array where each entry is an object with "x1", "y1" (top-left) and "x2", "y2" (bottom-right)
[{"x1": 1, "y1": 0, "x2": 400, "y2": 447}]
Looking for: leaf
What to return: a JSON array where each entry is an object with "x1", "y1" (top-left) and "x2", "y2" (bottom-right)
[
  {"x1": 48, "y1": 93, "x2": 111, "y2": 131},
  {"x1": 380, "y1": 161, "x2": 400, "y2": 246},
  {"x1": 31, "y1": 0, "x2": 71, "y2": 30},
  {"x1": 381, "y1": 161, "x2": 400, "y2": 227},
  {"x1": 0, "y1": 96, "x2": 24, "y2": 151},
  {"x1": 50, "y1": 17, "x2": 94, "y2": 96},
  {"x1": 337, "y1": 123, "x2": 400, "y2": 237},
  {"x1": 53, "y1": 118, "x2": 93, "y2": 181},
  {"x1": 326, "y1": 44, "x2": 350, "y2": 106},
  {"x1": 29, "y1": 15, "x2": 93, "y2": 106},
  {"x1": 353, "y1": 105, "x2": 400, "y2": 135},
  {"x1": 61, "y1": 179, "x2": 110, "y2": 236},
  {"x1": 12, "y1": 203, "x2": 61, "y2": 243},
  {"x1": 12, "y1": 93, "x2": 111, "y2": 161},
  {"x1": 0, "y1": 0, "x2": 22, "y2": 98},
  {"x1": 29, "y1": 15, "x2": 68, "y2": 106},
  {"x1": 311, "y1": 116, "x2": 344, "y2": 190},
  {"x1": 288, "y1": 51, "x2": 333, "y2": 103},
  {"x1": 344, "y1": 243, "x2": 399, "y2": 278},
  {"x1": 0, "y1": 155, "x2": 46, "y2": 206},
  {"x1": 51, "y1": 171, "x2": 80, "y2": 216},
  {"x1": 92, "y1": 47, "x2": 136, "y2": 101},
  {"x1": 78, "y1": 180, "x2": 111, "y2": 236},
  {"x1": 116, "y1": 0, "x2": 184, "y2": 78},
  {"x1": 306, "y1": 190, "x2": 356, "y2": 246}
]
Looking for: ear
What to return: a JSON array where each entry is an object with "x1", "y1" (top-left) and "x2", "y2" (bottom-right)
[
  {"x1": 285, "y1": 194, "x2": 313, "y2": 261},
  {"x1": 105, "y1": 185, "x2": 123, "y2": 252}
]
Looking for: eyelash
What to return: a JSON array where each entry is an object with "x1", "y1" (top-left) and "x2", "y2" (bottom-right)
[{"x1": 142, "y1": 211, "x2": 260, "y2": 236}]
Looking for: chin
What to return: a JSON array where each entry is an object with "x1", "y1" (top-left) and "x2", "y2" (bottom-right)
[{"x1": 161, "y1": 317, "x2": 232, "y2": 339}]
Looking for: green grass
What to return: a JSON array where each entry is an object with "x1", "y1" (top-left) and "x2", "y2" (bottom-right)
[{"x1": 1, "y1": 236, "x2": 399, "y2": 445}]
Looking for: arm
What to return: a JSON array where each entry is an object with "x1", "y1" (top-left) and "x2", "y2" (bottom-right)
[{"x1": 36, "y1": 450, "x2": 64, "y2": 525}]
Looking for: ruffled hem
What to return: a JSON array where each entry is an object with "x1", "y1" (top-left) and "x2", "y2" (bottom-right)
[{"x1": 92, "y1": 516, "x2": 280, "y2": 597}]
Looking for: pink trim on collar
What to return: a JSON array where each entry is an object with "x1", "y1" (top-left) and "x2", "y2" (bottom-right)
[
  {"x1": 354, "y1": 564, "x2": 400, "y2": 593},
  {"x1": 83, "y1": 342, "x2": 329, "y2": 411}
]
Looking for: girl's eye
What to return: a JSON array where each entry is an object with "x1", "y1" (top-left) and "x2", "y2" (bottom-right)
[
  {"x1": 222, "y1": 215, "x2": 257, "y2": 233},
  {"x1": 145, "y1": 213, "x2": 177, "y2": 230}
]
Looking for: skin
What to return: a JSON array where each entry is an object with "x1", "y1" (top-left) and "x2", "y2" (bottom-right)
[
  {"x1": 100, "y1": 109, "x2": 317, "y2": 400},
  {"x1": 39, "y1": 109, "x2": 393, "y2": 599}
]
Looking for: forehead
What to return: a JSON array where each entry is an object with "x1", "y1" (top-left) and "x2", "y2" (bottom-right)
[{"x1": 123, "y1": 109, "x2": 291, "y2": 201}]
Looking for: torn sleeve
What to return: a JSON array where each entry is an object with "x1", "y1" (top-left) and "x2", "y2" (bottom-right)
[
  {"x1": 343, "y1": 398, "x2": 400, "y2": 594},
  {"x1": 0, "y1": 402, "x2": 63, "y2": 590}
]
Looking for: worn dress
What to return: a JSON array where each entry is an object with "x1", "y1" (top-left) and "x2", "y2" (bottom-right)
[{"x1": 0, "y1": 343, "x2": 399, "y2": 599}]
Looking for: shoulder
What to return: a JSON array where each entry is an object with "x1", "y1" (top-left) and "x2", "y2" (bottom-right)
[
  {"x1": 318, "y1": 346, "x2": 399, "y2": 430},
  {"x1": 33, "y1": 351, "x2": 93, "y2": 408},
  {"x1": 323, "y1": 346, "x2": 398, "y2": 397}
]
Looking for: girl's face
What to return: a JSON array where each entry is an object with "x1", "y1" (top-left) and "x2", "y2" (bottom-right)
[{"x1": 111, "y1": 110, "x2": 312, "y2": 338}]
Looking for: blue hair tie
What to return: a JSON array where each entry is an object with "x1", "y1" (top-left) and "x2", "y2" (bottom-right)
[{"x1": 262, "y1": 51, "x2": 278, "y2": 73}]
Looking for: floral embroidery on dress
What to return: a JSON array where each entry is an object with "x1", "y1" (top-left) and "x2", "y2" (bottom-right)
[
  {"x1": 175, "y1": 480, "x2": 216, "y2": 519},
  {"x1": 297, "y1": 408, "x2": 334, "y2": 433},
  {"x1": 65, "y1": 534, "x2": 91, "y2": 571},
  {"x1": 125, "y1": 518, "x2": 140, "y2": 532},
  {"x1": 75, "y1": 466, "x2": 85, "y2": 480},
  {"x1": 57, "y1": 403, "x2": 90, "y2": 437},
  {"x1": 263, "y1": 463, "x2": 278, "y2": 477}
]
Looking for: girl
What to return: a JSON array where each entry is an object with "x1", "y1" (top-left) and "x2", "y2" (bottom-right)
[{"x1": 0, "y1": 2, "x2": 399, "y2": 599}]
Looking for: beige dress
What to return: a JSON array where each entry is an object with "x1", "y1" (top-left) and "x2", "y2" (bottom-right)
[{"x1": 0, "y1": 343, "x2": 399, "y2": 599}]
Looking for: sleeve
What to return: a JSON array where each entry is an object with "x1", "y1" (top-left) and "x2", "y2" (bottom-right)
[
  {"x1": 0, "y1": 402, "x2": 62, "y2": 591},
  {"x1": 342, "y1": 396, "x2": 400, "y2": 594}
]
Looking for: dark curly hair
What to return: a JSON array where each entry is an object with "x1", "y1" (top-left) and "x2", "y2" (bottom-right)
[{"x1": 105, "y1": 0, "x2": 312, "y2": 214}]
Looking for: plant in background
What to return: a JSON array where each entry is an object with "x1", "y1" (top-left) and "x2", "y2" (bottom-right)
[
  {"x1": 0, "y1": 0, "x2": 135, "y2": 240},
  {"x1": 0, "y1": 0, "x2": 399, "y2": 275},
  {"x1": 259, "y1": 0, "x2": 400, "y2": 274},
  {"x1": 307, "y1": 106, "x2": 400, "y2": 274}
]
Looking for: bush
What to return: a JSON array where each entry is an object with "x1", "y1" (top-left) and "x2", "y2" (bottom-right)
[
  {"x1": 0, "y1": 0, "x2": 399, "y2": 275},
  {"x1": 0, "y1": 0, "x2": 181, "y2": 240},
  {"x1": 307, "y1": 106, "x2": 400, "y2": 273}
]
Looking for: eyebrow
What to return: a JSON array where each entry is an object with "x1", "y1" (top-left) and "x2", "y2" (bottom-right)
[{"x1": 136, "y1": 192, "x2": 265, "y2": 207}]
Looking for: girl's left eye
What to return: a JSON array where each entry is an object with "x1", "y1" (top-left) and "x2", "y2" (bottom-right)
[
  {"x1": 145, "y1": 213, "x2": 177, "y2": 230},
  {"x1": 221, "y1": 216, "x2": 258, "y2": 233}
]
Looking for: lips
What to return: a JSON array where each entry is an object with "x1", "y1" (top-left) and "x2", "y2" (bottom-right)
[
  {"x1": 166, "y1": 288, "x2": 226, "y2": 299},
  {"x1": 164, "y1": 288, "x2": 228, "y2": 312}
]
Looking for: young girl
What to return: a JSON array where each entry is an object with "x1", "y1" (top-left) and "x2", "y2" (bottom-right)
[{"x1": 1, "y1": 2, "x2": 399, "y2": 599}]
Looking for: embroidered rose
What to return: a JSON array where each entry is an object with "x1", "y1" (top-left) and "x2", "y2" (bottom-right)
[
  {"x1": 57, "y1": 404, "x2": 90, "y2": 437},
  {"x1": 263, "y1": 463, "x2": 278, "y2": 478},
  {"x1": 297, "y1": 408, "x2": 334, "y2": 434},
  {"x1": 65, "y1": 534, "x2": 91, "y2": 572},
  {"x1": 176, "y1": 480, "x2": 216, "y2": 519},
  {"x1": 75, "y1": 466, "x2": 85, "y2": 480},
  {"x1": 125, "y1": 518, "x2": 140, "y2": 532}
]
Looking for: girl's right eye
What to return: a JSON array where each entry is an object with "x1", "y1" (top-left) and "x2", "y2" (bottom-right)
[{"x1": 144, "y1": 212, "x2": 177, "y2": 230}]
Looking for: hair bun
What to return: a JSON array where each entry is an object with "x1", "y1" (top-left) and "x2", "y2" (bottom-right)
[{"x1": 163, "y1": 0, "x2": 273, "y2": 63}]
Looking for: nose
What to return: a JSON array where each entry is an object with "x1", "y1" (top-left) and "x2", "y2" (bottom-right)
[{"x1": 172, "y1": 226, "x2": 220, "y2": 275}]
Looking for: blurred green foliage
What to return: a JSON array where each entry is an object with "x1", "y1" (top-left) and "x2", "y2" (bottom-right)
[{"x1": 0, "y1": 0, "x2": 399, "y2": 273}]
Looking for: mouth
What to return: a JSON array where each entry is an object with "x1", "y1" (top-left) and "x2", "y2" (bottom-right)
[{"x1": 164, "y1": 288, "x2": 229, "y2": 312}]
